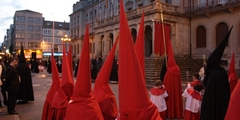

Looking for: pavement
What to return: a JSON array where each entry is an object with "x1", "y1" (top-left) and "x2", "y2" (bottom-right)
[
  {"x1": 0, "y1": 69, "x2": 186, "y2": 120},
  {"x1": 0, "y1": 70, "x2": 120, "y2": 120}
]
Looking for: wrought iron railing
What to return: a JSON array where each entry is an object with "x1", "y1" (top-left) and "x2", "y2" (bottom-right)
[{"x1": 185, "y1": 0, "x2": 240, "y2": 13}]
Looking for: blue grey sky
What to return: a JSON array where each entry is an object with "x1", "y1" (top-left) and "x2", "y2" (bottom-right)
[{"x1": 0, "y1": 0, "x2": 77, "y2": 43}]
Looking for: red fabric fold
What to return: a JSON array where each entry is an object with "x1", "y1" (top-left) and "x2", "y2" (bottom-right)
[
  {"x1": 187, "y1": 89, "x2": 202, "y2": 101},
  {"x1": 64, "y1": 24, "x2": 103, "y2": 120},
  {"x1": 225, "y1": 80, "x2": 240, "y2": 120},
  {"x1": 150, "y1": 87, "x2": 166, "y2": 96},
  {"x1": 51, "y1": 43, "x2": 73, "y2": 120},
  {"x1": 190, "y1": 80, "x2": 201, "y2": 87},
  {"x1": 92, "y1": 36, "x2": 119, "y2": 119},
  {"x1": 119, "y1": 0, "x2": 162, "y2": 119},
  {"x1": 163, "y1": 36, "x2": 183, "y2": 119},
  {"x1": 41, "y1": 51, "x2": 61, "y2": 120},
  {"x1": 135, "y1": 12, "x2": 145, "y2": 79},
  {"x1": 228, "y1": 52, "x2": 237, "y2": 93},
  {"x1": 154, "y1": 23, "x2": 170, "y2": 56},
  {"x1": 67, "y1": 44, "x2": 73, "y2": 79}
]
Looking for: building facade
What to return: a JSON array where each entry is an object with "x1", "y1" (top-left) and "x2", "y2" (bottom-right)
[
  {"x1": 13, "y1": 10, "x2": 43, "y2": 59},
  {"x1": 69, "y1": 0, "x2": 240, "y2": 70},
  {"x1": 42, "y1": 20, "x2": 70, "y2": 57}
]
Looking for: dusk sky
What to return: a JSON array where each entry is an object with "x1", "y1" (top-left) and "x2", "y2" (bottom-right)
[{"x1": 0, "y1": 0, "x2": 78, "y2": 43}]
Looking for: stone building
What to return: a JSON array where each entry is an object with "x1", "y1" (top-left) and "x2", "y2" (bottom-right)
[
  {"x1": 42, "y1": 20, "x2": 70, "y2": 58},
  {"x1": 70, "y1": 0, "x2": 240, "y2": 70},
  {"x1": 13, "y1": 10, "x2": 43, "y2": 59}
]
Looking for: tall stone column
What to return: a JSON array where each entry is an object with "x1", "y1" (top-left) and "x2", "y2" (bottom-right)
[{"x1": 152, "y1": 21, "x2": 155, "y2": 57}]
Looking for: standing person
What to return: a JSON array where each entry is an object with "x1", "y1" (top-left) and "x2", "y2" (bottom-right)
[
  {"x1": 6, "y1": 57, "x2": 19, "y2": 114},
  {"x1": 190, "y1": 73, "x2": 202, "y2": 88},
  {"x1": 0, "y1": 57, "x2": 8, "y2": 106},
  {"x1": 17, "y1": 46, "x2": 35, "y2": 104},
  {"x1": 149, "y1": 80, "x2": 168, "y2": 120},
  {"x1": 182, "y1": 84, "x2": 204, "y2": 120}
]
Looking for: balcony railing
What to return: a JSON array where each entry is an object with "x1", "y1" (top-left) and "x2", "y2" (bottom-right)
[
  {"x1": 185, "y1": 0, "x2": 240, "y2": 13},
  {"x1": 95, "y1": 1, "x2": 180, "y2": 28}
]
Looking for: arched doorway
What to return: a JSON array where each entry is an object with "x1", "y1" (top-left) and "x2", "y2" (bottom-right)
[
  {"x1": 74, "y1": 45, "x2": 76, "y2": 55},
  {"x1": 100, "y1": 35, "x2": 104, "y2": 57},
  {"x1": 131, "y1": 28, "x2": 137, "y2": 43},
  {"x1": 216, "y1": 22, "x2": 228, "y2": 46},
  {"x1": 144, "y1": 25, "x2": 153, "y2": 57},
  {"x1": 196, "y1": 25, "x2": 206, "y2": 48}
]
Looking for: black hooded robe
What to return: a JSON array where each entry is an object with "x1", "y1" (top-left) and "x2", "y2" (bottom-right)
[
  {"x1": 17, "y1": 63, "x2": 35, "y2": 102},
  {"x1": 200, "y1": 67, "x2": 230, "y2": 120}
]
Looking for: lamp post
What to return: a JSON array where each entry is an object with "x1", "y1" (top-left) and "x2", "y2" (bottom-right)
[{"x1": 45, "y1": 10, "x2": 54, "y2": 50}]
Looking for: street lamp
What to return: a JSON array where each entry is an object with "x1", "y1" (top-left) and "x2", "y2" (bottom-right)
[
  {"x1": 61, "y1": 35, "x2": 71, "y2": 42},
  {"x1": 61, "y1": 35, "x2": 71, "y2": 52}
]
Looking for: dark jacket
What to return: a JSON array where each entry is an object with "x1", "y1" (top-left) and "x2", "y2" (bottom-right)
[{"x1": 6, "y1": 65, "x2": 20, "y2": 92}]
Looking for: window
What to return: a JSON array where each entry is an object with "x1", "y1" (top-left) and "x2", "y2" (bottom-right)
[
  {"x1": 48, "y1": 30, "x2": 51, "y2": 34},
  {"x1": 28, "y1": 17, "x2": 34, "y2": 23},
  {"x1": 28, "y1": 42, "x2": 39, "y2": 48},
  {"x1": 35, "y1": 26, "x2": 41, "y2": 32},
  {"x1": 28, "y1": 33, "x2": 34, "y2": 39},
  {"x1": 16, "y1": 42, "x2": 25, "y2": 47},
  {"x1": 86, "y1": 14, "x2": 88, "y2": 21},
  {"x1": 47, "y1": 23, "x2": 51, "y2": 25},
  {"x1": 166, "y1": 0, "x2": 172, "y2": 4},
  {"x1": 35, "y1": 18, "x2": 41, "y2": 24},
  {"x1": 16, "y1": 16, "x2": 25, "y2": 21},
  {"x1": 15, "y1": 33, "x2": 25, "y2": 38},
  {"x1": 43, "y1": 30, "x2": 48, "y2": 34},
  {"x1": 35, "y1": 34, "x2": 40, "y2": 40},
  {"x1": 77, "y1": 44, "x2": 79, "y2": 54},
  {"x1": 28, "y1": 25, "x2": 34, "y2": 31},
  {"x1": 196, "y1": 26, "x2": 206, "y2": 48},
  {"x1": 16, "y1": 25, "x2": 25, "y2": 30},
  {"x1": 216, "y1": 22, "x2": 228, "y2": 46}
]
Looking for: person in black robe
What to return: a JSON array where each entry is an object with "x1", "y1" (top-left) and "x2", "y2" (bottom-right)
[
  {"x1": 47, "y1": 57, "x2": 52, "y2": 73},
  {"x1": 74, "y1": 59, "x2": 79, "y2": 77},
  {"x1": 200, "y1": 26, "x2": 233, "y2": 120},
  {"x1": 91, "y1": 57, "x2": 98, "y2": 80},
  {"x1": 16, "y1": 46, "x2": 35, "y2": 104},
  {"x1": 110, "y1": 58, "x2": 118, "y2": 83},
  {"x1": 160, "y1": 58, "x2": 167, "y2": 82}
]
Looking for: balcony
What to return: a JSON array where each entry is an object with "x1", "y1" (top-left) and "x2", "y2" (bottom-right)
[
  {"x1": 185, "y1": 0, "x2": 240, "y2": 15},
  {"x1": 94, "y1": 1, "x2": 180, "y2": 29},
  {"x1": 70, "y1": 35, "x2": 79, "y2": 41}
]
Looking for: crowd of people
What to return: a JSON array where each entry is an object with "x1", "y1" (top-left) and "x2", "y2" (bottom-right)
[{"x1": 0, "y1": 47, "x2": 34, "y2": 114}]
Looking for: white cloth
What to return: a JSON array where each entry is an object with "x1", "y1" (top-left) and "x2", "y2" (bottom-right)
[
  {"x1": 182, "y1": 89, "x2": 201, "y2": 113},
  {"x1": 149, "y1": 90, "x2": 168, "y2": 112}
]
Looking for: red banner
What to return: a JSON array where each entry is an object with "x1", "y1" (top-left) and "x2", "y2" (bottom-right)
[{"x1": 154, "y1": 22, "x2": 171, "y2": 56}]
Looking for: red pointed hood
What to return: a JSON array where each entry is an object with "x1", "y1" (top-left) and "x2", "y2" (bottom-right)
[
  {"x1": 119, "y1": 0, "x2": 161, "y2": 119},
  {"x1": 51, "y1": 44, "x2": 73, "y2": 109},
  {"x1": 228, "y1": 52, "x2": 237, "y2": 79},
  {"x1": 92, "y1": 36, "x2": 119, "y2": 118},
  {"x1": 228, "y1": 52, "x2": 238, "y2": 93},
  {"x1": 225, "y1": 80, "x2": 240, "y2": 120},
  {"x1": 64, "y1": 24, "x2": 103, "y2": 120},
  {"x1": 73, "y1": 24, "x2": 92, "y2": 98},
  {"x1": 61, "y1": 42, "x2": 74, "y2": 98},
  {"x1": 46, "y1": 51, "x2": 61, "y2": 104},
  {"x1": 163, "y1": 39, "x2": 183, "y2": 118},
  {"x1": 42, "y1": 51, "x2": 61, "y2": 120},
  {"x1": 134, "y1": 12, "x2": 145, "y2": 79},
  {"x1": 67, "y1": 44, "x2": 73, "y2": 79}
]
